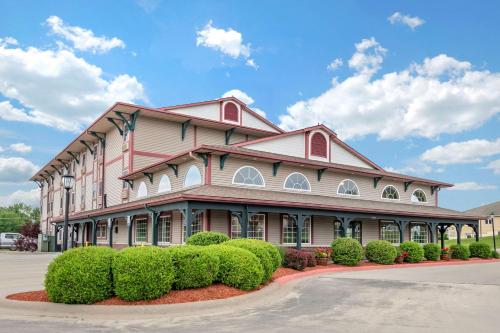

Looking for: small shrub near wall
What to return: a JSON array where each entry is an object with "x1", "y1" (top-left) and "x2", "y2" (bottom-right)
[
  {"x1": 468, "y1": 242, "x2": 491, "y2": 259},
  {"x1": 400, "y1": 241, "x2": 425, "y2": 263},
  {"x1": 210, "y1": 245, "x2": 263, "y2": 290},
  {"x1": 450, "y1": 244, "x2": 470, "y2": 260},
  {"x1": 167, "y1": 245, "x2": 220, "y2": 289},
  {"x1": 225, "y1": 239, "x2": 275, "y2": 283},
  {"x1": 186, "y1": 231, "x2": 229, "y2": 246},
  {"x1": 365, "y1": 240, "x2": 397, "y2": 264},
  {"x1": 283, "y1": 248, "x2": 316, "y2": 270},
  {"x1": 330, "y1": 238, "x2": 363, "y2": 266},
  {"x1": 423, "y1": 243, "x2": 441, "y2": 261},
  {"x1": 45, "y1": 246, "x2": 115, "y2": 304},
  {"x1": 113, "y1": 247, "x2": 175, "y2": 301},
  {"x1": 491, "y1": 250, "x2": 499, "y2": 259}
]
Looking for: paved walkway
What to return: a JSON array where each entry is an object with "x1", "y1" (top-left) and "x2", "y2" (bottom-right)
[{"x1": 1, "y1": 252, "x2": 499, "y2": 333}]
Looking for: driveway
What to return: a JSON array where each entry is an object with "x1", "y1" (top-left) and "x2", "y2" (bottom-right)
[{"x1": 0, "y1": 252, "x2": 499, "y2": 333}]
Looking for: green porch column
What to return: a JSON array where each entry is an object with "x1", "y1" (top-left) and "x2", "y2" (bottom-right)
[
  {"x1": 454, "y1": 223, "x2": 462, "y2": 245},
  {"x1": 127, "y1": 216, "x2": 133, "y2": 247},
  {"x1": 396, "y1": 220, "x2": 409, "y2": 244},
  {"x1": 108, "y1": 218, "x2": 113, "y2": 248},
  {"x1": 185, "y1": 206, "x2": 193, "y2": 239},
  {"x1": 151, "y1": 212, "x2": 159, "y2": 246},
  {"x1": 338, "y1": 216, "x2": 352, "y2": 238},
  {"x1": 92, "y1": 220, "x2": 97, "y2": 246}
]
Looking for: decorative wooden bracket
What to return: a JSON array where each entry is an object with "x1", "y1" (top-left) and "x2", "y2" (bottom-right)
[
  {"x1": 50, "y1": 165, "x2": 62, "y2": 175},
  {"x1": 431, "y1": 186, "x2": 440, "y2": 195},
  {"x1": 143, "y1": 173, "x2": 153, "y2": 184},
  {"x1": 124, "y1": 179, "x2": 134, "y2": 189},
  {"x1": 225, "y1": 128, "x2": 235, "y2": 145},
  {"x1": 67, "y1": 151, "x2": 80, "y2": 164},
  {"x1": 404, "y1": 181, "x2": 414, "y2": 192},
  {"x1": 106, "y1": 118, "x2": 124, "y2": 136},
  {"x1": 373, "y1": 176, "x2": 383, "y2": 188},
  {"x1": 115, "y1": 110, "x2": 139, "y2": 131},
  {"x1": 57, "y1": 159, "x2": 69, "y2": 169},
  {"x1": 181, "y1": 120, "x2": 191, "y2": 140},
  {"x1": 317, "y1": 168, "x2": 327, "y2": 181},
  {"x1": 167, "y1": 164, "x2": 178, "y2": 177},
  {"x1": 196, "y1": 153, "x2": 210, "y2": 167},
  {"x1": 220, "y1": 154, "x2": 229, "y2": 170},
  {"x1": 272, "y1": 162, "x2": 281, "y2": 176},
  {"x1": 80, "y1": 140, "x2": 94, "y2": 155}
]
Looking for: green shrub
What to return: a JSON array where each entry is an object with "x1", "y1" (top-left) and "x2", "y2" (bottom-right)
[
  {"x1": 365, "y1": 240, "x2": 397, "y2": 264},
  {"x1": 491, "y1": 250, "x2": 499, "y2": 259},
  {"x1": 423, "y1": 243, "x2": 441, "y2": 261},
  {"x1": 186, "y1": 231, "x2": 229, "y2": 246},
  {"x1": 469, "y1": 242, "x2": 491, "y2": 259},
  {"x1": 45, "y1": 246, "x2": 115, "y2": 304},
  {"x1": 167, "y1": 245, "x2": 220, "y2": 289},
  {"x1": 450, "y1": 244, "x2": 470, "y2": 260},
  {"x1": 261, "y1": 242, "x2": 283, "y2": 270},
  {"x1": 330, "y1": 238, "x2": 363, "y2": 266},
  {"x1": 225, "y1": 239, "x2": 274, "y2": 282},
  {"x1": 113, "y1": 246, "x2": 174, "y2": 301},
  {"x1": 400, "y1": 241, "x2": 424, "y2": 263},
  {"x1": 209, "y1": 245, "x2": 263, "y2": 290}
]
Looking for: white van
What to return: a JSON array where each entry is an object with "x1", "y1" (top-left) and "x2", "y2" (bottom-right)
[{"x1": 0, "y1": 233, "x2": 21, "y2": 249}]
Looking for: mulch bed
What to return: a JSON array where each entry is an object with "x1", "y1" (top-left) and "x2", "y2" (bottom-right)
[{"x1": 7, "y1": 258, "x2": 499, "y2": 305}]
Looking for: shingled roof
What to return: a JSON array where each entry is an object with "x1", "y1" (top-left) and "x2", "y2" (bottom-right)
[{"x1": 465, "y1": 201, "x2": 500, "y2": 217}]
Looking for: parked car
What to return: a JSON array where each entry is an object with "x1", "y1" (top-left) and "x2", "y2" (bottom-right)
[{"x1": 0, "y1": 233, "x2": 22, "y2": 249}]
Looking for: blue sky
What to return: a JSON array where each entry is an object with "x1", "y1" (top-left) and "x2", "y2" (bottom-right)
[{"x1": 0, "y1": 0, "x2": 499, "y2": 211}]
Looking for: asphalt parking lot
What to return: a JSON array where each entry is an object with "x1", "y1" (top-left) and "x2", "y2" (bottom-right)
[{"x1": 0, "y1": 252, "x2": 499, "y2": 333}]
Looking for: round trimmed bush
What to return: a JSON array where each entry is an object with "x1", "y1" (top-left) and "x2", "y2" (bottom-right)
[
  {"x1": 365, "y1": 240, "x2": 397, "y2": 264},
  {"x1": 330, "y1": 238, "x2": 363, "y2": 266},
  {"x1": 423, "y1": 243, "x2": 441, "y2": 261},
  {"x1": 469, "y1": 242, "x2": 491, "y2": 259},
  {"x1": 167, "y1": 245, "x2": 220, "y2": 289},
  {"x1": 45, "y1": 246, "x2": 115, "y2": 304},
  {"x1": 260, "y1": 241, "x2": 283, "y2": 270},
  {"x1": 209, "y1": 245, "x2": 263, "y2": 290},
  {"x1": 113, "y1": 246, "x2": 174, "y2": 301},
  {"x1": 450, "y1": 244, "x2": 470, "y2": 260},
  {"x1": 225, "y1": 239, "x2": 274, "y2": 283},
  {"x1": 400, "y1": 241, "x2": 424, "y2": 263},
  {"x1": 186, "y1": 231, "x2": 229, "y2": 246}
]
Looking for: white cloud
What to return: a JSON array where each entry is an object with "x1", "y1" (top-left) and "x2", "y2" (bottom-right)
[
  {"x1": 0, "y1": 188, "x2": 40, "y2": 207},
  {"x1": 0, "y1": 39, "x2": 145, "y2": 132},
  {"x1": 388, "y1": 12, "x2": 425, "y2": 30},
  {"x1": 46, "y1": 16, "x2": 125, "y2": 54},
  {"x1": 0, "y1": 146, "x2": 4, "y2": 152},
  {"x1": 385, "y1": 162, "x2": 433, "y2": 176},
  {"x1": 327, "y1": 58, "x2": 343, "y2": 71},
  {"x1": 0, "y1": 157, "x2": 39, "y2": 183},
  {"x1": 196, "y1": 20, "x2": 256, "y2": 68},
  {"x1": 245, "y1": 58, "x2": 258, "y2": 69},
  {"x1": 421, "y1": 139, "x2": 500, "y2": 165},
  {"x1": 485, "y1": 159, "x2": 500, "y2": 175},
  {"x1": 447, "y1": 182, "x2": 498, "y2": 191},
  {"x1": 279, "y1": 38, "x2": 500, "y2": 140},
  {"x1": 222, "y1": 89, "x2": 266, "y2": 118},
  {"x1": 135, "y1": 0, "x2": 162, "y2": 13},
  {"x1": 10, "y1": 143, "x2": 32, "y2": 154}
]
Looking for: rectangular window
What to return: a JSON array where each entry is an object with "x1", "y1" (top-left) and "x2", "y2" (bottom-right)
[
  {"x1": 346, "y1": 221, "x2": 362, "y2": 243},
  {"x1": 410, "y1": 223, "x2": 428, "y2": 244},
  {"x1": 135, "y1": 218, "x2": 148, "y2": 243},
  {"x1": 158, "y1": 215, "x2": 171, "y2": 244},
  {"x1": 248, "y1": 214, "x2": 265, "y2": 240},
  {"x1": 333, "y1": 221, "x2": 342, "y2": 240},
  {"x1": 97, "y1": 224, "x2": 107, "y2": 239},
  {"x1": 231, "y1": 216, "x2": 241, "y2": 239},
  {"x1": 183, "y1": 213, "x2": 203, "y2": 241},
  {"x1": 380, "y1": 221, "x2": 400, "y2": 244},
  {"x1": 282, "y1": 215, "x2": 311, "y2": 244}
]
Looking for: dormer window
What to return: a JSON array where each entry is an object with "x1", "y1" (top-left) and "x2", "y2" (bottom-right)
[
  {"x1": 310, "y1": 132, "x2": 327, "y2": 158},
  {"x1": 223, "y1": 102, "x2": 239, "y2": 123}
]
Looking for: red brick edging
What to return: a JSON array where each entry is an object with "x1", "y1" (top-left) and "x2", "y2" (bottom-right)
[{"x1": 275, "y1": 258, "x2": 500, "y2": 285}]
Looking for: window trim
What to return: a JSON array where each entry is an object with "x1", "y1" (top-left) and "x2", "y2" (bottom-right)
[
  {"x1": 379, "y1": 220, "x2": 401, "y2": 245},
  {"x1": 283, "y1": 172, "x2": 311, "y2": 192},
  {"x1": 410, "y1": 188, "x2": 427, "y2": 204},
  {"x1": 137, "y1": 181, "x2": 148, "y2": 198},
  {"x1": 247, "y1": 213, "x2": 266, "y2": 240},
  {"x1": 336, "y1": 178, "x2": 361, "y2": 197},
  {"x1": 134, "y1": 217, "x2": 148, "y2": 244},
  {"x1": 158, "y1": 214, "x2": 172, "y2": 245},
  {"x1": 158, "y1": 174, "x2": 172, "y2": 193},
  {"x1": 222, "y1": 101, "x2": 240, "y2": 124},
  {"x1": 309, "y1": 131, "x2": 328, "y2": 158},
  {"x1": 409, "y1": 222, "x2": 429, "y2": 244},
  {"x1": 381, "y1": 185, "x2": 400, "y2": 201},
  {"x1": 183, "y1": 165, "x2": 202, "y2": 188},
  {"x1": 232, "y1": 166, "x2": 266, "y2": 188}
]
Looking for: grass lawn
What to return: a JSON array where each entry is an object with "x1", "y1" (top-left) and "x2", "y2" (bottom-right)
[{"x1": 445, "y1": 235, "x2": 500, "y2": 249}]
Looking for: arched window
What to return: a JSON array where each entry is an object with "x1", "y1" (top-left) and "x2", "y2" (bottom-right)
[
  {"x1": 224, "y1": 102, "x2": 239, "y2": 122},
  {"x1": 310, "y1": 132, "x2": 327, "y2": 158},
  {"x1": 410, "y1": 223, "x2": 428, "y2": 244},
  {"x1": 137, "y1": 181, "x2": 148, "y2": 198},
  {"x1": 411, "y1": 189, "x2": 427, "y2": 203},
  {"x1": 158, "y1": 174, "x2": 172, "y2": 193},
  {"x1": 382, "y1": 185, "x2": 399, "y2": 200},
  {"x1": 184, "y1": 165, "x2": 202, "y2": 188},
  {"x1": 284, "y1": 172, "x2": 311, "y2": 191},
  {"x1": 337, "y1": 179, "x2": 360, "y2": 196},
  {"x1": 232, "y1": 166, "x2": 265, "y2": 187}
]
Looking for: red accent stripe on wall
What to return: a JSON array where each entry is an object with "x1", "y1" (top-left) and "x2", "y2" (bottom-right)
[
  {"x1": 105, "y1": 155, "x2": 123, "y2": 167},
  {"x1": 134, "y1": 151, "x2": 172, "y2": 159}
]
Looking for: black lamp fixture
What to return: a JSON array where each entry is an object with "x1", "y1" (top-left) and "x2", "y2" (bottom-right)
[{"x1": 61, "y1": 174, "x2": 75, "y2": 252}]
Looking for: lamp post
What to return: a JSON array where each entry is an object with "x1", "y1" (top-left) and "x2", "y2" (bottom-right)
[
  {"x1": 61, "y1": 174, "x2": 75, "y2": 252},
  {"x1": 490, "y1": 213, "x2": 497, "y2": 253}
]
